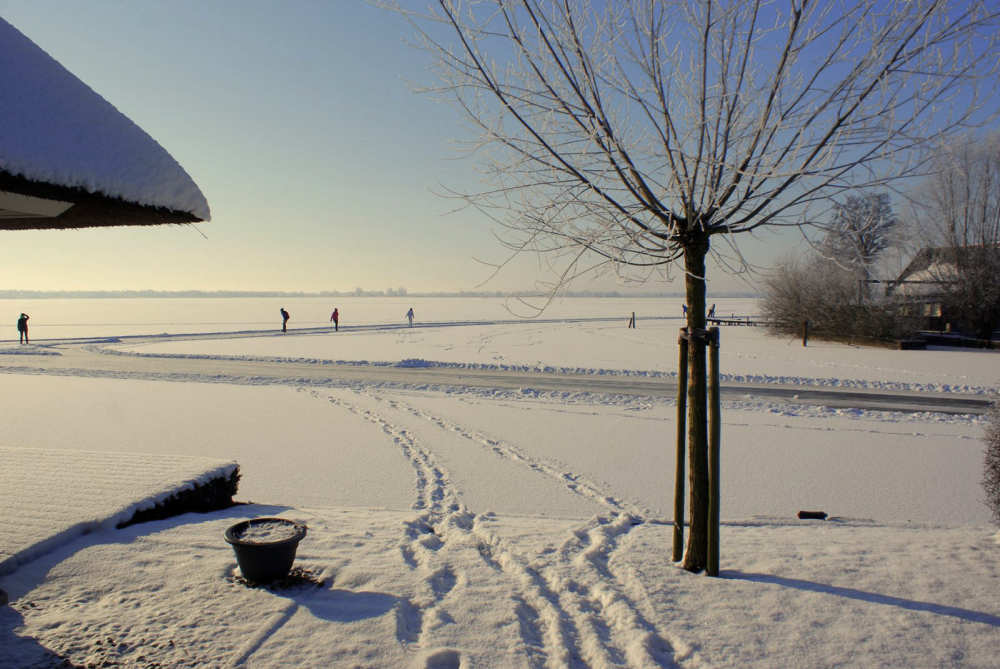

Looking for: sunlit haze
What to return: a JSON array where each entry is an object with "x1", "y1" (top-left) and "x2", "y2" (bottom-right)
[{"x1": 0, "y1": 2, "x2": 842, "y2": 295}]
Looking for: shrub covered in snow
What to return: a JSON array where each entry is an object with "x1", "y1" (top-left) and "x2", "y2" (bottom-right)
[
  {"x1": 761, "y1": 254, "x2": 917, "y2": 341},
  {"x1": 984, "y1": 400, "x2": 1000, "y2": 524}
]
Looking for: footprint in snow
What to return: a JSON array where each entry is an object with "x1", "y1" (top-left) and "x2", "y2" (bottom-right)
[{"x1": 423, "y1": 648, "x2": 461, "y2": 669}]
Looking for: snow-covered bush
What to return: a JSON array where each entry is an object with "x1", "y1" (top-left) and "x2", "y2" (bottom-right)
[
  {"x1": 985, "y1": 400, "x2": 1000, "y2": 524},
  {"x1": 761, "y1": 253, "x2": 916, "y2": 341}
]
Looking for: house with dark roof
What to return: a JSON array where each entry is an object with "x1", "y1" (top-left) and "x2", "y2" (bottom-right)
[{"x1": 888, "y1": 246, "x2": 1000, "y2": 333}]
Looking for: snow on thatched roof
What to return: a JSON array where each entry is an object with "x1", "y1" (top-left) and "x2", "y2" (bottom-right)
[
  {"x1": 0, "y1": 17, "x2": 210, "y2": 230},
  {"x1": 891, "y1": 245, "x2": 1000, "y2": 298}
]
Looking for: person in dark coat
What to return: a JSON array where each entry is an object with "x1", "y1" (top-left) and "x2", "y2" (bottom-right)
[
  {"x1": 16, "y1": 312, "x2": 29, "y2": 344},
  {"x1": 280, "y1": 307, "x2": 290, "y2": 333},
  {"x1": 330, "y1": 307, "x2": 339, "y2": 332},
  {"x1": 406, "y1": 307, "x2": 414, "y2": 327}
]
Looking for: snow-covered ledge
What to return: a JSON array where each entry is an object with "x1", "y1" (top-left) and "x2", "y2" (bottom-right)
[{"x1": 0, "y1": 447, "x2": 237, "y2": 577}]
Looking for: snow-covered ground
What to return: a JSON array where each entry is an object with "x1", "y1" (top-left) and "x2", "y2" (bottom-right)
[
  {"x1": 1, "y1": 298, "x2": 998, "y2": 667},
  {"x1": 120, "y1": 317, "x2": 998, "y2": 394}
]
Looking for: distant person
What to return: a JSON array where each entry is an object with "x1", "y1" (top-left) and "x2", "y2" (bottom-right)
[
  {"x1": 406, "y1": 307, "x2": 414, "y2": 327},
  {"x1": 682, "y1": 304, "x2": 688, "y2": 317},
  {"x1": 330, "y1": 307, "x2": 340, "y2": 332},
  {"x1": 280, "y1": 307, "x2": 290, "y2": 333},
  {"x1": 16, "y1": 312, "x2": 29, "y2": 344},
  {"x1": 707, "y1": 303, "x2": 716, "y2": 319}
]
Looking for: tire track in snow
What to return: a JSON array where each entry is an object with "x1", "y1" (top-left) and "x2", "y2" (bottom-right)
[
  {"x1": 304, "y1": 389, "x2": 465, "y2": 657},
  {"x1": 609, "y1": 530, "x2": 710, "y2": 668},
  {"x1": 549, "y1": 514, "x2": 678, "y2": 668},
  {"x1": 369, "y1": 392, "x2": 679, "y2": 668},
  {"x1": 309, "y1": 388, "x2": 584, "y2": 667},
  {"x1": 312, "y1": 389, "x2": 451, "y2": 514},
  {"x1": 470, "y1": 520, "x2": 592, "y2": 668},
  {"x1": 471, "y1": 511, "x2": 677, "y2": 667},
  {"x1": 381, "y1": 395, "x2": 639, "y2": 516}
]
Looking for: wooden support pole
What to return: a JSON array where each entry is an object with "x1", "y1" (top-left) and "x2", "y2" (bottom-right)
[
  {"x1": 707, "y1": 327, "x2": 721, "y2": 577},
  {"x1": 673, "y1": 327, "x2": 688, "y2": 562}
]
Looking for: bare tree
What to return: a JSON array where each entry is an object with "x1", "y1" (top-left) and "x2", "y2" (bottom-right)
[
  {"x1": 821, "y1": 193, "x2": 899, "y2": 294},
  {"x1": 398, "y1": 0, "x2": 999, "y2": 573},
  {"x1": 762, "y1": 253, "x2": 857, "y2": 331},
  {"x1": 911, "y1": 134, "x2": 1000, "y2": 340}
]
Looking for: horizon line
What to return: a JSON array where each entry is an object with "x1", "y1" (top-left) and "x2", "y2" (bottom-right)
[{"x1": 0, "y1": 289, "x2": 759, "y2": 299}]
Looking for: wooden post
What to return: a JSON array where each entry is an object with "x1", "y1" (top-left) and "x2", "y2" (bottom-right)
[
  {"x1": 802, "y1": 320, "x2": 809, "y2": 347},
  {"x1": 673, "y1": 327, "x2": 688, "y2": 562},
  {"x1": 707, "y1": 326, "x2": 721, "y2": 577}
]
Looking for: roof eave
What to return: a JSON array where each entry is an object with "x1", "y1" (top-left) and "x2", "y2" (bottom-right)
[{"x1": 0, "y1": 169, "x2": 204, "y2": 230}]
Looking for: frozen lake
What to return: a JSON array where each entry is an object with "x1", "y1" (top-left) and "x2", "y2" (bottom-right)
[
  {"x1": 2, "y1": 294, "x2": 997, "y2": 668},
  {"x1": 1, "y1": 295, "x2": 757, "y2": 340}
]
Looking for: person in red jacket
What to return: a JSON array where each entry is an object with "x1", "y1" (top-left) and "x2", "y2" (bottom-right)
[{"x1": 330, "y1": 307, "x2": 339, "y2": 332}]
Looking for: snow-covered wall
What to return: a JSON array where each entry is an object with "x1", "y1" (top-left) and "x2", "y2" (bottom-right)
[{"x1": 0, "y1": 18, "x2": 210, "y2": 220}]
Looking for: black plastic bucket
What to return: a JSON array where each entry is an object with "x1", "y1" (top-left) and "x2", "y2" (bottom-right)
[{"x1": 224, "y1": 517, "x2": 307, "y2": 582}]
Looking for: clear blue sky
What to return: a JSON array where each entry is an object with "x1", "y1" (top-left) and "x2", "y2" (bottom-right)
[{"x1": 1, "y1": 1, "x2": 811, "y2": 294}]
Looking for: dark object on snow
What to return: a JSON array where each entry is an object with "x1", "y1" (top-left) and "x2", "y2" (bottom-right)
[
  {"x1": 16, "y1": 312, "x2": 28, "y2": 344},
  {"x1": 898, "y1": 338, "x2": 927, "y2": 350},
  {"x1": 797, "y1": 510, "x2": 828, "y2": 520},
  {"x1": 225, "y1": 518, "x2": 307, "y2": 583}
]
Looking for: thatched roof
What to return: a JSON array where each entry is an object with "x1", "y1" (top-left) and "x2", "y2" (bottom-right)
[
  {"x1": 897, "y1": 246, "x2": 1000, "y2": 282},
  {"x1": 891, "y1": 245, "x2": 1000, "y2": 298},
  {"x1": 0, "y1": 17, "x2": 209, "y2": 230}
]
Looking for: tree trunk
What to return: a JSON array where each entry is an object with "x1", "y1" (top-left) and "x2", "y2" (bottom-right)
[{"x1": 682, "y1": 235, "x2": 710, "y2": 573}]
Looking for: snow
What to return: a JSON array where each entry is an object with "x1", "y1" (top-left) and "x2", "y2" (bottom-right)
[
  {"x1": 0, "y1": 447, "x2": 236, "y2": 577},
  {"x1": 230, "y1": 519, "x2": 305, "y2": 544},
  {"x1": 0, "y1": 18, "x2": 210, "y2": 220},
  {"x1": 117, "y1": 319, "x2": 999, "y2": 395},
  {"x1": 1, "y1": 297, "x2": 998, "y2": 667}
]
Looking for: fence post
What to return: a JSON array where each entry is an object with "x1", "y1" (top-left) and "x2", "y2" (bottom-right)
[
  {"x1": 673, "y1": 327, "x2": 688, "y2": 562},
  {"x1": 707, "y1": 326, "x2": 721, "y2": 577}
]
